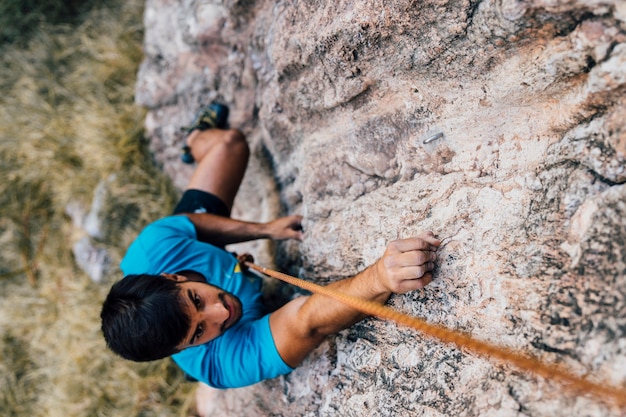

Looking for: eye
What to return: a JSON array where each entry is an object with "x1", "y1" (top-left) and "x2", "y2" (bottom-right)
[
  {"x1": 193, "y1": 324, "x2": 204, "y2": 344},
  {"x1": 193, "y1": 293, "x2": 202, "y2": 308}
]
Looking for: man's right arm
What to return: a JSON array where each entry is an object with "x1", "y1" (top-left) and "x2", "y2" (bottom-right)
[
  {"x1": 182, "y1": 212, "x2": 303, "y2": 246},
  {"x1": 269, "y1": 232, "x2": 441, "y2": 367}
]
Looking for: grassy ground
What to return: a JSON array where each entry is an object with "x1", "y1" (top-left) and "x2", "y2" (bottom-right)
[{"x1": 0, "y1": 1, "x2": 196, "y2": 415}]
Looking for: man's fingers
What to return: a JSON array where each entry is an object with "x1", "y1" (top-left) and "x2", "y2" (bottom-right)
[
  {"x1": 388, "y1": 234, "x2": 441, "y2": 253},
  {"x1": 269, "y1": 215, "x2": 305, "y2": 240},
  {"x1": 378, "y1": 233, "x2": 441, "y2": 293},
  {"x1": 290, "y1": 229, "x2": 304, "y2": 241},
  {"x1": 393, "y1": 264, "x2": 435, "y2": 281},
  {"x1": 285, "y1": 218, "x2": 303, "y2": 240},
  {"x1": 395, "y1": 273, "x2": 433, "y2": 292},
  {"x1": 384, "y1": 250, "x2": 436, "y2": 269},
  {"x1": 287, "y1": 215, "x2": 303, "y2": 229}
]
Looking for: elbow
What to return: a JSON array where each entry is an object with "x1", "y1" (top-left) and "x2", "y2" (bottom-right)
[{"x1": 294, "y1": 311, "x2": 327, "y2": 341}]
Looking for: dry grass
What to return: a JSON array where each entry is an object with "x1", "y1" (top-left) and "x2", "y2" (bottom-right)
[{"x1": 0, "y1": 1, "x2": 195, "y2": 415}]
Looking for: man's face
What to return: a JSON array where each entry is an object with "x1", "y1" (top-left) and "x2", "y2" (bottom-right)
[{"x1": 163, "y1": 274, "x2": 242, "y2": 350}]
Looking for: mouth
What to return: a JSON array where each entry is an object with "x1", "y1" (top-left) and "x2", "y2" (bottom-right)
[{"x1": 220, "y1": 293, "x2": 234, "y2": 331}]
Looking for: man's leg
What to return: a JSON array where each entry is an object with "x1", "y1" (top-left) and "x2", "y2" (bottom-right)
[{"x1": 185, "y1": 128, "x2": 250, "y2": 213}]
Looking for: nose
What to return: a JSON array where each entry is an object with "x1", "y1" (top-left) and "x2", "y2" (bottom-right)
[{"x1": 204, "y1": 299, "x2": 229, "y2": 325}]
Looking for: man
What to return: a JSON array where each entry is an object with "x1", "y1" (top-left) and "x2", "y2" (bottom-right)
[{"x1": 101, "y1": 104, "x2": 440, "y2": 389}]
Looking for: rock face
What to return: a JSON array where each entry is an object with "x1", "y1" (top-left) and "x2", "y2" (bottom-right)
[{"x1": 136, "y1": 1, "x2": 625, "y2": 416}]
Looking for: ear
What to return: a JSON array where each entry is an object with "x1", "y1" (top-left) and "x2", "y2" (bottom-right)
[{"x1": 161, "y1": 273, "x2": 187, "y2": 282}]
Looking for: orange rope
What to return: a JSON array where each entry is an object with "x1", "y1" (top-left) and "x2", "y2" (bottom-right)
[{"x1": 245, "y1": 262, "x2": 626, "y2": 409}]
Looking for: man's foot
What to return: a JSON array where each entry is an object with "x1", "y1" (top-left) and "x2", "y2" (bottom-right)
[{"x1": 181, "y1": 103, "x2": 230, "y2": 164}]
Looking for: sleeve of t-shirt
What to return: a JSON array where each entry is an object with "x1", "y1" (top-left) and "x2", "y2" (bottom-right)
[
  {"x1": 172, "y1": 314, "x2": 293, "y2": 389},
  {"x1": 121, "y1": 215, "x2": 200, "y2": 275}
]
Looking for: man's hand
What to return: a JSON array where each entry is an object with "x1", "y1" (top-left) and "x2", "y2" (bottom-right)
[
  {"x1": 270, "y1": 230, "x2": 441, "y2": 367},
  {"x1": 264, "y1": 215, "x2": 304, "y2": 241},
  {"x1": 184, "y1": 212, "x2": 303, "y2": 246},
  {"x1": 373, "y1": 232, "x2": 441, "y2": 294}
]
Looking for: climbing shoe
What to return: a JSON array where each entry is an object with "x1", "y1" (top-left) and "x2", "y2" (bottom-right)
[
  {"x1": 181, "y1": 102, "x2": 230, "y2": 164},
  {"x1": 181, "y1": 146, "x2": 195, "y2": 164}
]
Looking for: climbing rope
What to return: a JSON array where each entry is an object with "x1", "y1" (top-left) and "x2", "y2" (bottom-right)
[{"x1": 245, "y1": 262, "x2": 626, "y2": 409}]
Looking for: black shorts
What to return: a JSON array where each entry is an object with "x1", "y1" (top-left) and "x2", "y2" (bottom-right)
[{"x1": 172, "y1": 189, "x2": 230, "y2": 217}]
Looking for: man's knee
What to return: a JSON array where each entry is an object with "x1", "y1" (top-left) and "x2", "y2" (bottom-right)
[
  {"x1": 222, "y1": 129, "x2": 248, "y2": 154},
  {"x1": 223, "y1": 128, "x2": 245, "y2": 144}
]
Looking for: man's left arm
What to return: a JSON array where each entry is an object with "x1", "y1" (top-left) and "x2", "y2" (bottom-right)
[
  {"x1": 182, "y1": 212, "x2": 303, "y2": 246},
  {"x1": 269, "y1": 232, "x2": 441, "y2": 367}
]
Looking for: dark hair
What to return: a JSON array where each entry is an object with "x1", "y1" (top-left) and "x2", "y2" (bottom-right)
[{"x1": 100, "y1": 274, "x2": 190, "y2": 362}]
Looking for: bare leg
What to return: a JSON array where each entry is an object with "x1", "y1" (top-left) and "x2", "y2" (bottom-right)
[{"x1": 185, "y1": 128, "x2": 249, "y2": 213}]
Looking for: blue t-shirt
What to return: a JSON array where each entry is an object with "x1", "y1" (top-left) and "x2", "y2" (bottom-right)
[{"x1": 120, "y1": 215, "x2": 293, "y2": 388}]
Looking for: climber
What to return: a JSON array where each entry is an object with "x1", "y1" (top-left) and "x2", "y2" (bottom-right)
[{"x1": 100, "y1": 103, "x2": 440, "y2": 389}]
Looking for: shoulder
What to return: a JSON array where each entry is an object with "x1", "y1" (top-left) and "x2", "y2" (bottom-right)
[
  {"x1": 172, "y1": 315, "x2": 293, "y2": 388},
  {"x1": 129, "y1": 215, "x2": 197, "y2": 255},
  {"x1": 121, "y1": 215, "x2": 197, "y2": 275}
]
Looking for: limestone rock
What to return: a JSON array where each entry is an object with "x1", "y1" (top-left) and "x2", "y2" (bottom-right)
[
  {"x1": 66, "y1": 176, "x2": 115, "y2": 282},
  {"x1": 137, "y1": 0, "x2": 626, "y2": 415}
]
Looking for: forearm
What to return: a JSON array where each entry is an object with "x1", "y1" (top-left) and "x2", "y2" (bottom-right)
[
  {"x1": 297, "y1": 262, "x2": 390, "y2": 337},
  {"x1": 270, "y1": 262, "x2": 390, "y2": 366},
  {"x1": 182, "y1": 213, "x2": 270, "y2": 246}
]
